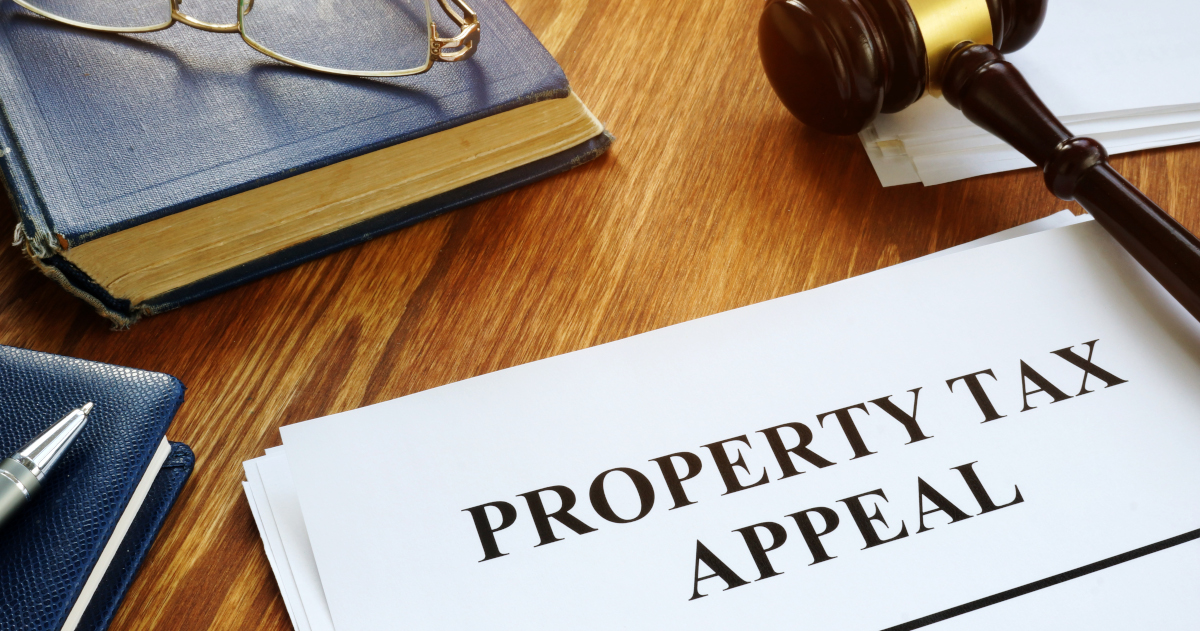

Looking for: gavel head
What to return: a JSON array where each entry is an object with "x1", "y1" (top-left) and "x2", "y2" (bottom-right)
[{"x1": 759, "y1": 0, "x2": 1047, "y2": 135}]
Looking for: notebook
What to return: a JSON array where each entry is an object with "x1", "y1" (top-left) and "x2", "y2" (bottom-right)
[
  {"x1": 0, "y1": 346, "x2": 194, "y2": 631},
  {"x1": 0, "y1": 0, "x2": 610, "y2": 325}
]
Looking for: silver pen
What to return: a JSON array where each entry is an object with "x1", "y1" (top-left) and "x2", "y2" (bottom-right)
[{"x1": 0, "y1": 402, "x2": 93, "y2": 529}]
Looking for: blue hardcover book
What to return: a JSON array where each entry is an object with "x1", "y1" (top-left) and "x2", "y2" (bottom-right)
[
  {"x1": 0, "y1": 346, "x2": 194, "y2": 631},
  {"x1": 0, "y1": 0, "x2": 611, "y2": 325}
]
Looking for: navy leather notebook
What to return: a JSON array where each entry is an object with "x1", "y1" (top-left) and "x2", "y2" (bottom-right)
[
  {"x1": 0, "y1": 0, "x2": 611, "y2": 324},
  {"x1": 0, "y1": 346, "x2": 194, "y2": 631}
]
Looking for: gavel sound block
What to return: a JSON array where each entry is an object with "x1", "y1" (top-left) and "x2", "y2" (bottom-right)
[{"x1": 759, "y1": 0, "x2": 1200, "y2": 321}]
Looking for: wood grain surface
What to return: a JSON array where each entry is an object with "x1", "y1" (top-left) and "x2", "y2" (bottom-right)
[{"x1": 3, "y1": 1, "x2": 1200, "y2": 629}]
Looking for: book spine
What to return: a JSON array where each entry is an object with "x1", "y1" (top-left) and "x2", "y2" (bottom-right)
[
  {"x1": 0, "y1": 109, "x2": 54, "y2": 259},
  {"x1": 26, "y1": 254, "x2": 139, "y2": 327},
  {"x1": 0, "y1": 119, "x2": 123, "y2": 325},
  {"x1": 0, "y1": 35, "x2": 56, "y2": 259},
  {"x1": 0, "y1": 56, "x2": 131, "y2": 325}
]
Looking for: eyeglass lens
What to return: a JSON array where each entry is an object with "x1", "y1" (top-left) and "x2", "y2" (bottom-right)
[{"x1": 242, "y1": 0, "x2": 434, "y2": 74}]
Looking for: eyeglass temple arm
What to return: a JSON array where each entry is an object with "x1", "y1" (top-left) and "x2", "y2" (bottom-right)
[{"x1": 432, "y1": 0, "x2": 479, "y2": 62}]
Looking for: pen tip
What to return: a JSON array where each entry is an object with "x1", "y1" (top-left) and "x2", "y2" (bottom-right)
[{"x1": 81, "y1": 402, "x2": 94, "y2": 415}]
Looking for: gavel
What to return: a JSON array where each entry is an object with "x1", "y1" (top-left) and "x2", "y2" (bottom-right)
[{"x1": 759, "y1": 0, "x2": 1200, "y2": 321}]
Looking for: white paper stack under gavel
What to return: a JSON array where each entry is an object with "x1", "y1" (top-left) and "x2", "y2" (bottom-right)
[{"x1": 863, "y1": 0, "x2": 1200, "y2": 186}]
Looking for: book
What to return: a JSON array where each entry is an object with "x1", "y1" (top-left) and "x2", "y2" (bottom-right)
[
  {"x1": 0, "y1": 0, "x2": 611, "y2": 326},
  {"x1": 245, "y1": 212, "x2": 1200, "y2": 630},
  {"x1": 0, "y1": 346, "x2": 194, "y2": 631}
]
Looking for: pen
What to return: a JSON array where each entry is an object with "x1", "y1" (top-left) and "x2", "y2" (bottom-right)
[{"x1": 0, "y1": 402, "x2": 93, "y2": 529}]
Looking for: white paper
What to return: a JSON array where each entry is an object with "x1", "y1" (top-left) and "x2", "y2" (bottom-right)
[
  {"x1": 245, "y1": 213, "x2": 1085, "y2": 631},
  {"x1": 861, "y1": 0, "x2": 1200, "y2": 185},
  {"x1": 278, "y1": 220, "x2": 1200, "y2": 630},
  {"x1": 243, "y1": 462, "x2": 309, "y2": 631},
  {"x1": 899, "y1": 209, "x2": 1085, "y2": 265},
  {"x1": 932, "y1": 537, "x2": 1200, "y2": 630},
  {"x1": 873, "y1": 0, "x2": 1200, "y2": 139},
  {"x1": 912, "y1": 120, "x2": 1200, "y2": 186},
  {"x1": 257, "y1": 448, "x2": 336, "y2": 631},
  {"x1": 244, "y1": 214, "x2": 1090, "y2": 631}
]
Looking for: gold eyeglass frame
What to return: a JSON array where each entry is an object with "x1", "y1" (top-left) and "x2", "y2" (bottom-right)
[{"x1": 11, "y1": 0, "x2": 480, "y2": 77}]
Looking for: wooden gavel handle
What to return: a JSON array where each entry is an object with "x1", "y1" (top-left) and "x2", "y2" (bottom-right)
[{"x1": 943, "y1": 44, "x2": 1200, "y2": 320}]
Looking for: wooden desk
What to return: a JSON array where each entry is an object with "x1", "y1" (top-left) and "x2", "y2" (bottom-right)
[{"x1": 2, "y1": 1, "x2": 1198, "y2": 629}]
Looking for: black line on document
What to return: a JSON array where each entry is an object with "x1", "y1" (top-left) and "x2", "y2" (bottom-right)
[{"x1": 882, "y1": 528, "x2": 1200, "y2": 631}]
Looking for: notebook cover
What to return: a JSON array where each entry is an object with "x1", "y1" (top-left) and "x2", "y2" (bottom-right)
[
  {"x1": 0, "y1": 346, "x2": 190, "y2": 631},
  {"x1": 0, "y1": 0, "x2": 607, "y2": 323},
  {"x1": 77, "y1": 442, "x2": 195, "y2": 631}
]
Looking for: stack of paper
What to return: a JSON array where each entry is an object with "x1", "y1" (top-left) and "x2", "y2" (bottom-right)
[
  {"x1": 245, "y1": 210, "x2": 1200, "y2": 630},
  {"x1": 865, "y1": 0, "x2": 1200, "y2": 186}
]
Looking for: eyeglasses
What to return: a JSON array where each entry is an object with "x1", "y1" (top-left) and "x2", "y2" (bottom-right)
[{"x1": 11, "y1": 0, "x2": 479, "y2": 77}]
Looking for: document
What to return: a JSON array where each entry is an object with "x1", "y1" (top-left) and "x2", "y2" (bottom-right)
[
  {"x1": 863, "y1": 0, "x2": 1200, "y2": 186},
  {"x1": 260, "y1": 216, "x2": 1200, "y2": 630},
  {"x1": 244, "y1": 448, "x2": 335, "y2": 631}
]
